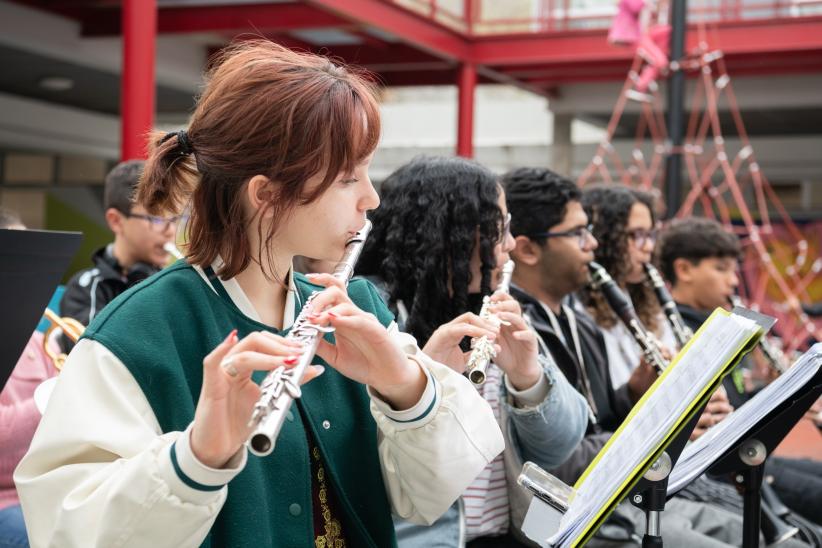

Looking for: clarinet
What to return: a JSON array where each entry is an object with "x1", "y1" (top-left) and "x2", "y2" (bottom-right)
[
  {"x1": 644, "y1": 262, "x2": 693, "y2": 348},
  {"x1": 247, "y1": 221, "x2": 372, "y2": 457},
  {"x1": 588, "y1": 261, "x2": 668, "y2": 373},
  {"x1": 728, "y1": 294, "x2": 788, "y2": 374},
  {"x1": 464, "y1": 260, "x2": 515, "y2": 386}
]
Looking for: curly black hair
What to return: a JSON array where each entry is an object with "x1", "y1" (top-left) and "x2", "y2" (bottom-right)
[
  {"x1": 501, "y1": 167, "x2": 582, "y2": 240},
  {"x1": 357, "y1": 155, "x2": 503, "y2": 345},
  {"x1": 579, "y1": 184, "x2": 661, "y2": 333}
]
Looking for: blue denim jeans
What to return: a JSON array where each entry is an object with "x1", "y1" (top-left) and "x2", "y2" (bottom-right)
[{"x1": 0, "y1": 505, "x2": 29, "y2": 548}]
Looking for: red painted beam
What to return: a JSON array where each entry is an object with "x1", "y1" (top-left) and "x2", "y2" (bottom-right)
[
  {"x1": 471, "y1": 17, "x2": 822, "y2": 66},
  {"x1": 377, "y1": 69, "x2": 467, "y2": 86},
  {"x1": 83, "y1": 3, "x2": 346, "y2": 36},
  {"x1": 701, "y1": 15, "x2": 822, "y2": 55},
  {"x1": 487, "y1": 25, "x2": 822, "y2": 87},
  {"x1": 471, "y1": 29, "x2": 630, "y2": 66},
  {"x1": 305, "y1": 0, "x2": 469, "y2": 62},
  {"x1": 315, "y1": 43, "x2": 445, "y2": 67},
  {"x1": 120, "y1": 0, "x2": 155, "y2": 161}
]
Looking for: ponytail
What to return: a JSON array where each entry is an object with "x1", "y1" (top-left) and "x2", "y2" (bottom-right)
[
  {"x1": 138, "y1": 130, "x2": 199, "y2": 215},
  {"x1": 134, "y1": 40, "x2": 382, "y2": 280}
]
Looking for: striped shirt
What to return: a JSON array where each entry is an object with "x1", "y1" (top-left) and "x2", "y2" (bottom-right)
[{"x1": 464, "y1": 363, "x2": 509, "y2": 540}]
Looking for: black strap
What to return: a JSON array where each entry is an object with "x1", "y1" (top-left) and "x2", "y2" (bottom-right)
[{"x1": 203, "y1": 265, "x2": 232, "y2": 302}]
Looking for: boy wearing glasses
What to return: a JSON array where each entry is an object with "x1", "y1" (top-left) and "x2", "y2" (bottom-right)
[
  {"x1": 502, "y1": 169, "x2": 657, "y2": 476},
  {"x1": 60, "y1": 160, "x2": 180, "y2": 332},
  {"x1": 503, "y1": 168, "x2": 747, "y2": 547}
]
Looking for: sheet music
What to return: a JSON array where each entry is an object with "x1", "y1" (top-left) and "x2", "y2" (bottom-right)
[
  {"x1": 668, "y1": 343, "x2": 822, "y2": 494},
  {"x1": 549, "y1": 310, "x2": 762, "y2": 547}
]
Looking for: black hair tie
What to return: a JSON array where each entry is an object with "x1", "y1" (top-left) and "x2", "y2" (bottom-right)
[{"x1": 159, "y1": 130, "x2": 194, "y2": 156}]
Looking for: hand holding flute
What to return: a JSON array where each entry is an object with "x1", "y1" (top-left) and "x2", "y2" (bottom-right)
[
  {"x1": 423, "y1": 261, "x2": 542, "y2": 390},
  {"x1": 464, "y1": 261, "x2": 516, "y2": 385},
  {"x1": 192, "y1": 330, "x2": 325, "y2": 468},
  {"x1": 190, "y1": 224, "x2": 425, "y2": 466}
]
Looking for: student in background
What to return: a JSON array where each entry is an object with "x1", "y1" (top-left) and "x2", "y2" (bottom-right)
[
  {"x1": 657, "y1": 216, "x2": 822, "y2": 526},
  {"x1": 504, "y1": 168, "x2": 752, "y2": 548},
  {"x1": 358, "y1": 156, "x2": 588, "y2": 547},
  {"x1": 60, "y1": 160, "x2": 180, "y2": 332}
]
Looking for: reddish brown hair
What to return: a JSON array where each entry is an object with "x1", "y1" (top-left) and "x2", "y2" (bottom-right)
[{"x1": 138, "y1": 40, "x2": 381, "y2": 278}]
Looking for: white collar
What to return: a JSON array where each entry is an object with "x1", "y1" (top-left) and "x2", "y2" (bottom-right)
[{"x1": 193, "y1": 256, "x2": 298, "y2": 329}]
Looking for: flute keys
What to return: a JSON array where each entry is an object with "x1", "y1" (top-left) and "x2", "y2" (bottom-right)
[{"x1": 284, "y1": 379, "x2": 302, "y2": 399}]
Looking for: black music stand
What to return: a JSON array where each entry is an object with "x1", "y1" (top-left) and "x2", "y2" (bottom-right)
[
  {"x1": 628, "y1": 405, "x2": 707, "y2": 548},
  {"x1": 0, "y1": 228, "x2": 82, "y2": 392},
  {"x1": 708, "y1": 367, "x2": 822, "y2": 548}
]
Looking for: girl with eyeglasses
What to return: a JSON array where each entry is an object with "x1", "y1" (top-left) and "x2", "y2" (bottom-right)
[
  {"x1": 357, "y1": 155, "x2": 588, "y2": 548},
  {"x1": 15, "y1": 42, "x2": 504, "y2": 548},
  {"x1": 577, "y1": 184, "x2": 676, "y2": 391}
]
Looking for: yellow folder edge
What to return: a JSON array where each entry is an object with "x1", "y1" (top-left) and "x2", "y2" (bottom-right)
[{"x1": 568, "y1": 308, "x2": 764, "y2": 547}]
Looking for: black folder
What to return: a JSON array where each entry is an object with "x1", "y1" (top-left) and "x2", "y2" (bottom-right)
[{"x1": 0, "y1": 228, "x2": 82, "y2": 391}]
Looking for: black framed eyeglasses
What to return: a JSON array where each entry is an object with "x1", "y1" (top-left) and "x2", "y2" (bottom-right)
[
  {"x1": 627, "y1": 227, "x2": 658, "y2": 248},
  {"x1": 124, "y1": 212, "x2": 188, "y2": 233},
  {"x1": 527, "y1": 224, "x2": 594, "y2": 249}
]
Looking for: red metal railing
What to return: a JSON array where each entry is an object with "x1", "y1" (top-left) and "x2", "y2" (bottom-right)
[{"x1": 390, "y1": 0, "x2": 822, "y2": 35}]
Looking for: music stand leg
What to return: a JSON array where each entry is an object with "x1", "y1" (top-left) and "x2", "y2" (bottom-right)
[
  {"x1": 737, "y1": 464, "x2": 764, "y2": 548},
  {"x1": 639, "y1": 478, "x2": 667, "y2": 548}
]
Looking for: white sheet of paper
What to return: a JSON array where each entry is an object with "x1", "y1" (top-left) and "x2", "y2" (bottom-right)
[{"x1": 668, "y1": 342, "x2": 821, "y2": 494}]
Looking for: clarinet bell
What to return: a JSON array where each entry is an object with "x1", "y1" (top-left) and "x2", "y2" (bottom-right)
[{"x1": 761, "y1": 501, "x2": 800, "y2": 545}]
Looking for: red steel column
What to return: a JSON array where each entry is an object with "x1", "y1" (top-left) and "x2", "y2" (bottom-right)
[
  {"x1": 464, "y1": 0, "x2": 474, "y2": 35},
  {"x1": 121, "y1": 0, "x2": 157, "y2": 160},
  {"x1": 457, "y1": 62, "x2": 476, "y2": 158}
]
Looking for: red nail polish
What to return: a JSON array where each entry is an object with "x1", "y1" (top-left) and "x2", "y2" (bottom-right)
[
  {"x1": 284, "y1": 356, "x2": 299, "y2": 365},
  {"x1": 226, "y1": 329, "x2": 238, "y2": 343},
  {"x1": 327, "y1": 311, "x2": 337, "y2": 318}
]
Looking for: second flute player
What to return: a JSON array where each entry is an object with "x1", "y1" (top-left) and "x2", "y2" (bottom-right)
[
  {"x1": 358, "y1": 156, "x2": 588, "y2": 547},
  {"x1": 15, "y1": 42, "x2": 503, "y2": 548}
]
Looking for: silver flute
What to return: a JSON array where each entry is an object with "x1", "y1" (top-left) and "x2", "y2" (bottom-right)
[
  {"x1": 247, "y1": 221, "x2": 372, "y2": 457},
  {"x1": 728, "y1": 294, "x2": 788, "y2": 374},
  {"x1": 588, "y1": 261, "x2": 668, "y2": 373},
  {"x1": 464, "y1": 260, "x2": 516, "y2": 385},
  {"x1": 643, "y1": 262, "x2": 693, "y2": 348}
]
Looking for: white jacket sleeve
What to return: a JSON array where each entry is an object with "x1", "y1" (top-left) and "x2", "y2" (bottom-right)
[
  {"x1": 14, "y1": 339, "x2": 245, "y2": 548},
  {"x1": 369, "y1": 326, "x2": 505, "y2": 526}
]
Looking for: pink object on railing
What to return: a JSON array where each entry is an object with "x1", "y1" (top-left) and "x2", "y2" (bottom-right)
[
  {"x1": 635, "y1": 24, "x2": 671, "y2": 92},
  {"x1": 608, "y1": 0, "x2": 646, "y2": 44}
]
